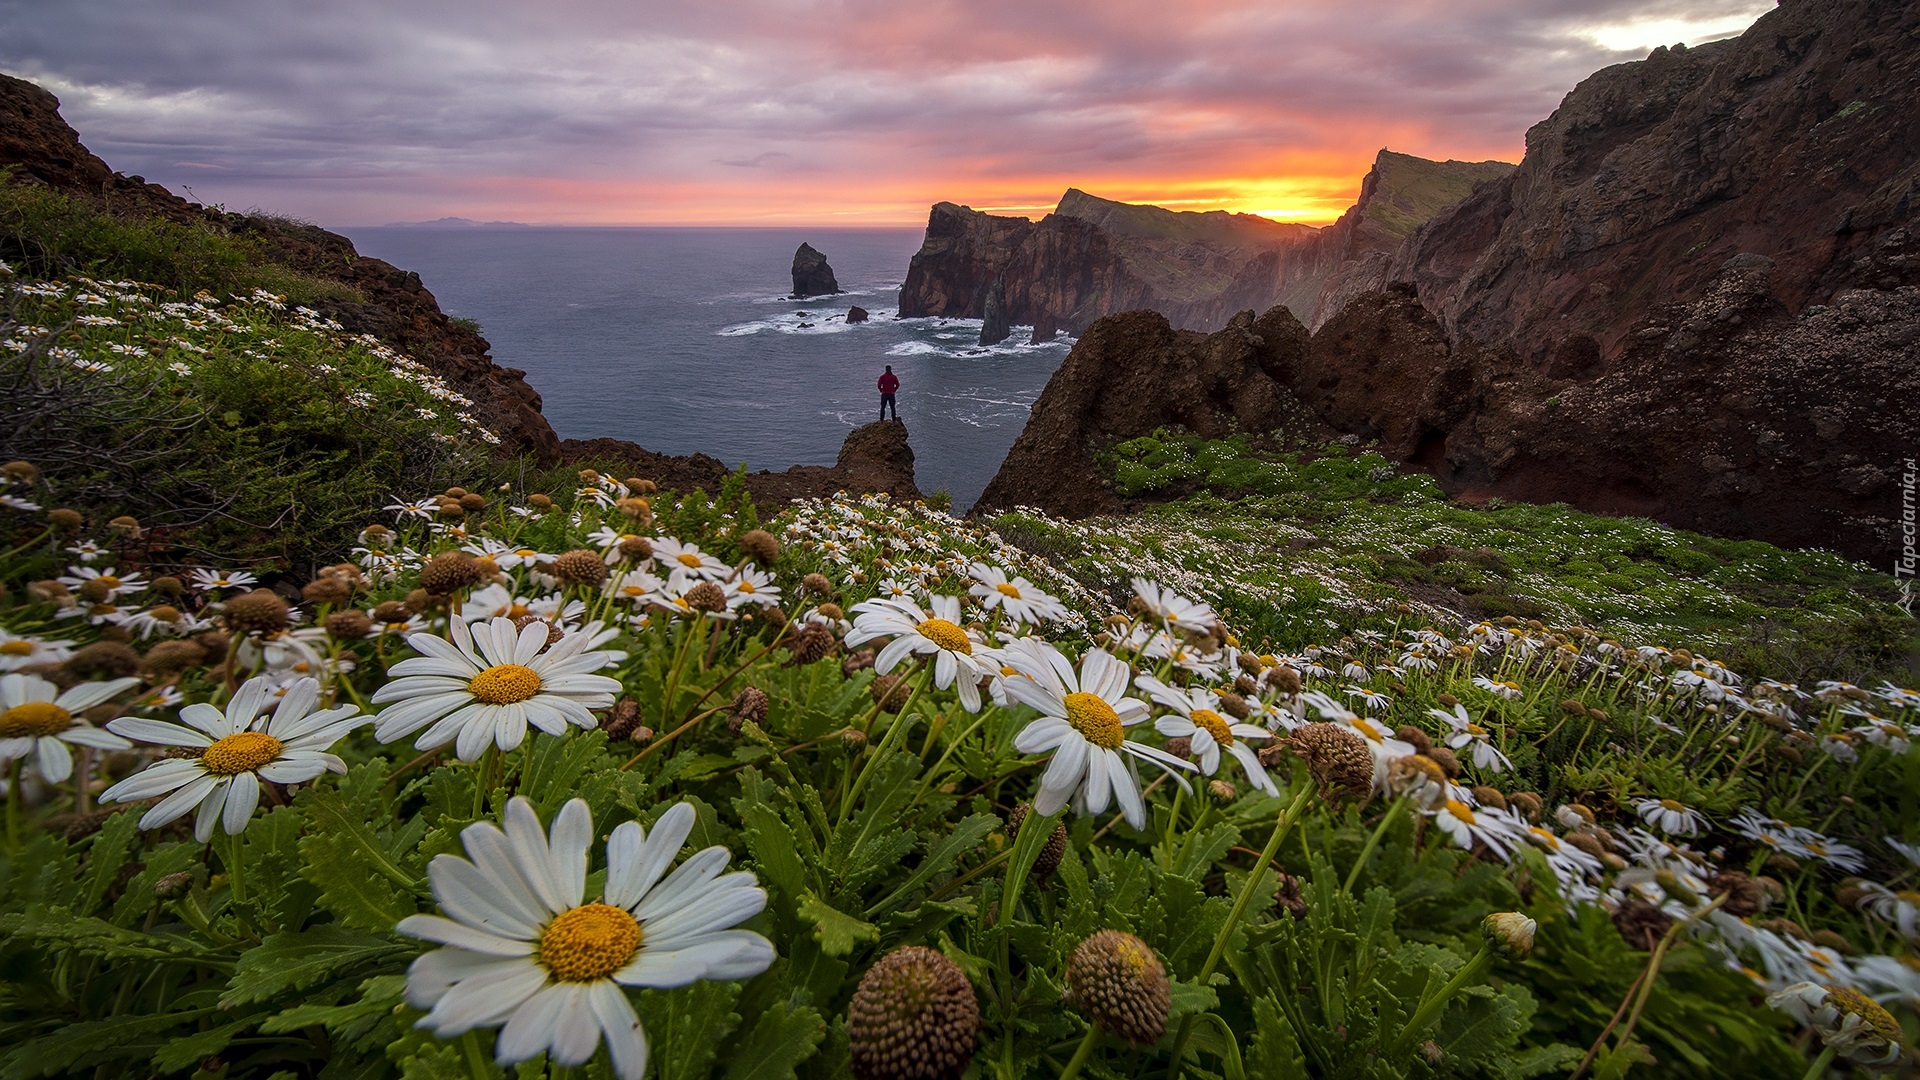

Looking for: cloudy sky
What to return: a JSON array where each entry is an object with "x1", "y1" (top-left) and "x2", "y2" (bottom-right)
[{"x1": 0, "y1": 0, "x2": 1773, "y2": 226}]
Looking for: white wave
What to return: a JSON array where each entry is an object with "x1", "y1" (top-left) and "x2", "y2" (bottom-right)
[{"x1": 718, "y1": 307, "x2": 899, "y2": 337}]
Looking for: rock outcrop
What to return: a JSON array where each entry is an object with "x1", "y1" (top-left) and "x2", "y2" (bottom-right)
[
  {"x1": 791, "y1": 243, "x2": 840, "y2": 297},
  {"x1": 976, "y1": 309, "x2": 1315, "y2": 515},
  {"x1": 0, "y1": 72, "x2": 563, "y2": 463},
  {"x1": 978, "y1": 0, "x2": 1918, "y2": 564},
  {"x1": 979, "y1": 278, "x2": 1010, "y2": 345},
  {"x1": 562, "y1": 420, "x2": 921, "y2": 505},
  {"x1": 899, "y1": 153, "x2": 1512, "y2": 335},
  {"x1": 846, "y1": 305, "x2": 869, "y2": 324}
]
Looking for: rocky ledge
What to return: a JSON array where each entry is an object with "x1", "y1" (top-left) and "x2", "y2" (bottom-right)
[{"x1": 561, "y1": 420, "x2": 921, "y2": 506}]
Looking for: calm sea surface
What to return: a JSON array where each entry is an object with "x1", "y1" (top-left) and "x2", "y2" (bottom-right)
[{"x1": 343, "y1": 227, "x2": 1069, "y2": 510}]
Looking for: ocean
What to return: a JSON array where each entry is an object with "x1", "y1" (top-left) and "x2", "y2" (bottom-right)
[{"x1": 342, "y1": 227, "x2": 1069, "y2": 510}]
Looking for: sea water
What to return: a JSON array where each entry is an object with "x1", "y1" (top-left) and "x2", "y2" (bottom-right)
[{"x1": 344, "y1": 227, "x2": 1069, "y2": 510}]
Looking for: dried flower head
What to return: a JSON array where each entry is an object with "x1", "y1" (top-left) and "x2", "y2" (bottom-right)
[
  {"x1": 139, "y1": 640, "x2": 206, "y2": 677},
  {"x1": 1006, "y1": 803, "x2": 1068, "y2": 884},
  {"x1": 418, "y1": 551, "x2": 485, "y2": 595},
  {"x1": 1394, "y1": 724, "x2": 1434, "y2": 756},
  {"x1": 324, "y1": 610, "x2": 374, "y2": 641},
  {"x1": 223, "y1": 590, "x2": 291, "y2": 635},
  {"x1": 738, "y1": 529, "x2": 779, "y2": 565},
  {"x1": 728, "y1": 687, "x2": 770, "y2": 734},
  {"x1": 550, "y1": 549, "x2": 611, "y2": 588},
  {"x1": 1612, "y1": 898, "x2": 1673, "y2": 950},
  {"x1": 301, "y1": 576, "x2": 352, "y2": 607},
  {"x1": 787, "y1": 622, "x2": 835, "y2": 665},
  {"x1": 617, "y1": 535, "x2": 654, "y2": 562},
  {"x1": 1286, "y1": 722, "x2": 1374, "y2": 802},
  {"x1": 1064, "y1": 930, "x2": 1171, "y2": 1046},
  {"x1": 847, "y1": 946, "x2": 981, "y2": 1080}
]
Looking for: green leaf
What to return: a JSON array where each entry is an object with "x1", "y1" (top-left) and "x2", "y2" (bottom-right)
[
  {"x1": 518, "y1": 729, "x2": 611, "y2": 817},
  {"x1": 261, "y1": 975, "x2": 407, "y2": 1041},
  {"x1": 0, "y1": 1009, "x2": 216, "y2": 1080},
  {"x1": 0, "y1": 907, "x2": 210, "y2": 964},
  {"x1": 797, "y1": 890, "x2": 879, "y2": 957},
  {"x1": 734, "y1": 771, "x2": 808, "y2": 901},
  {"x1": 153, "y1": 1018, "x2": 257, "y2": 1073},
  {"x1": 222, "y1": 925, "x2": 411, "y2": 1007},
  {"x1": 1246, "y1": 995, "x2": 1308, "y2": 1079},
  {"x1": 1167, "y1": 978, "x2": 1220, "y2": 1022},
  {"x1": 638, "y1": 982, "x2": 743, "y2": 1080},
  {"x1": 75, "y1": 808, "x2": 140, "y2": 916},
  {"x1": 865, "y1": 812, "x2": 996, "y2": 919},
  {"x1": 719, "y1": 1001, "x2": 826, "y2": 1080}
]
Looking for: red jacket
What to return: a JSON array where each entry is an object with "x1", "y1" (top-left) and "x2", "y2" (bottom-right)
[{"x1": 877, "y1": 373, "x2": 899, "y2": 394}]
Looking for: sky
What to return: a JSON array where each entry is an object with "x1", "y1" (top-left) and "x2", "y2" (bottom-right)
[{"x1": 0, "y1": 0, "x2": 1775, "y2": 227}]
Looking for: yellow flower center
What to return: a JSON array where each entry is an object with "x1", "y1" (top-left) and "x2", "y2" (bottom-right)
[
  {"x1": 1826, "y1": 985, "x2": 1903, "y2": 1043},
  {"x1": 1444, "y1": 799, "x2": 1476, "y2": 824},
  {"x1": 0, "y1": 701, "x2": 72, "y2": 738},
  {"x1": 200, "y1": 731, "x2": 283, "y2": 775},
  {"x1": 1190, "y1": 708, "x2": 1233, "y2": 746},
  {"x1": 1063, "y1": 692, "x2": 1124, "y2": 750},
  {"x1": 915, "y1": 618, "x2": 972, "y2": 654},
  {"x1": 1465, "y1": 723, "x2": 1487, "y2": 737},
  {"x1": 1658, "y1": 798, "x2": 1686, "y2": 813},
  {"x1": 516, "y1": 549, "x2": 538, "y2": 559},
  {"x1": 468, "y1": 663, "x2": 542, "y2": 704},
  {"x1": 738, "y1": 581, "x2": 756, "y2": 594},
  {"x1": 97, "y1": 576, "x2": 121, "y2": 590},
  {"x1": 507, "y1": 603, "x2": 530, "y2": 620},
  {"x1": 676, "y1": 553, "x2": 703, "y2": 568},
  {"x1": 995, "y1": 582, "x2": 1022, "y2": 599},
  {"x1": 0, "y1": 641, "x2": 35, "y2": 656},
  {"x1": 539, "y1": 902, "x2": 643, "y2": 982}
]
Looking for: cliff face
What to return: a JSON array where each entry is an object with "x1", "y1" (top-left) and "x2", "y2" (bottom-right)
[
  {"x1": 978, "y1": 0, "x2": 1918, "y2": 564},
  {"x1": 898, "y1": 153, "x2": 1513, "y2": 334},
  {"x1": 0, "y1": 72, "x2": 561, "y2": 462}
]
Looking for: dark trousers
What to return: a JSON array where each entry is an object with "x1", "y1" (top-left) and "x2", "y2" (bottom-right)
[{"x1": 880, "y1": 393, "x2": 897, "y2": 420}]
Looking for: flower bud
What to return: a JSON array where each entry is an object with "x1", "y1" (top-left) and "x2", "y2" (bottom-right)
[{"x1": 1482, "y1": 912, "x2": 1535, "y2": 958}]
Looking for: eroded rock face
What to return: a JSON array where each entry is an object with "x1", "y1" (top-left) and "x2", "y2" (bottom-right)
[
  {"x1": 977, "y1": 0, "x2": 1917, "y2": 563},
  {"x1": 562, "y1": 420, "x2": 921, "y2": 505},
  {"x1": 899, "y1": 154, "x2": 1512, "y2": 335},
  {"x1": 975, "y1": 308, "x2": 1314, "y2": 515},
  {"x1": 0, "y1": 72, "x2": 563, "y2": 463},
  {"x1": 791, "y1": 243, "x2": 841, "y2": 298}
]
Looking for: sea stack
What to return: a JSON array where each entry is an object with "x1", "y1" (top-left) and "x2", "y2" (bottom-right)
[
  {"x1": 979, "y1": 277, "x2": 1010, "y2": 345},
  {"x1": 847, "y1": 305, "x2": 869, "y2": 324},
  {"x1": 791, "y1": 243, "x2": 840, "y2": 297}
]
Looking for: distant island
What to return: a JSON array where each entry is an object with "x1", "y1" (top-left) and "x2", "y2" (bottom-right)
[{"x1": 378, "y1": 216, "x2": 533, "y2": 228}]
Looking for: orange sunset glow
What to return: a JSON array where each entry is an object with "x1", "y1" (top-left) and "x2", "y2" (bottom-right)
[{"x1": 2, "y1": 0, "x2": 1773, "y2": 226}]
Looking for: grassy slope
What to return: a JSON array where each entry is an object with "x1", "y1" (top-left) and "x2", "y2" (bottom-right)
[{"x1": 989, "y1": 431, "x2": 1913, "y2": 685}]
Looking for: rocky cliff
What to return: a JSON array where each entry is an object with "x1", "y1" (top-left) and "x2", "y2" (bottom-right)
[
  {"x1": 791, "y1": 243, "x2": 840, "y2": 297},
  {"x1": 898, "y1": 152, "x2": 1512, "y2": 334},
  {"x1": 0, "y1": 72, "x2": 563, "y2": 463},
  {"x1": 978, "y1": 0, "x2": 1918, "y2": 564}
]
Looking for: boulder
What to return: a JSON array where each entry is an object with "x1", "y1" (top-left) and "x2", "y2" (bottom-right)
[
  {"x1": 790, "y1": 243, "x2": 840, "y2": 297},
  {"x1": 846, "y1": 305, "x2": 869, "y2": 324},
  {"x1": 560, "y1": 420, "x2": 920, "y2": 504}
]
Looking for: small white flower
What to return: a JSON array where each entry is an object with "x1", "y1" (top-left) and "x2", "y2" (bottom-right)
[
  {"x1": 371, "y1": 617, "x2": 622, "y2": 760},
  {"x1": 1004, "y1": 644, "x2": 1194, "y2": 829},
  {"x1": 0, "y1": 673, "x2": 138, "y2": 783},
  {"x1": 399, "y1": 798, "x2": 774, "y2": 1080},
  {"x1": 1136, "y1": 675, "x2": 1274, "y2": 794},
  {"x1": 1634, "y1": 797, "x2": 1706, "y2": 836},
  {"x1": 102, "y1": 676, "x2": 366, "y2": 840},
  {"x1": 845, "y1": 595, "x2": 988, "y2": 713}
]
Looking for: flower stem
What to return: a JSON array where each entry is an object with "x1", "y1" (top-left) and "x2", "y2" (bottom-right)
[
  {"x1": 1165, "y1": 783, "x2": 1313, "y2": 1078},
  {"x1": 5, "y1": 759, "x2": 22, "y2": 853},
  {"x1": 1057, "y1": 1026, "x2": 1100, "y2": 1080},
  {"x1": 1387, "y1": 942, "x2": 1493, "y2": 1060},
  {"x1": 470, "y1": 745, "x2": 496, "y2": 818},
  {"x1": 1342, "y1": 795, "x2": 1409, "y2": 895},
  {"x1": 1800, "y1": 1043, "x2": 1837, "y2": 1080},
  {"x1": 460, "y1": 1030, "x2": 493, "y2": 1080}
]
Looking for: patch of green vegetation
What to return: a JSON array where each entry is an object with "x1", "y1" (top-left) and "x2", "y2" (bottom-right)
[
  {"x1": 1068, "y1": 431, "x2": 1914, "y2": 681},
  {"x1": 1, "y1": 275, "x2": 495, "y2": 567},
  {"x1": 0, "y1": 175, "x2": 360, "y2": 305}
]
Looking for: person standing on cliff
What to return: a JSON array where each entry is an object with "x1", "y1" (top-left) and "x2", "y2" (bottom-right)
[{"x1": 877, "y1": 365, "x2": 900, "y2": 421}]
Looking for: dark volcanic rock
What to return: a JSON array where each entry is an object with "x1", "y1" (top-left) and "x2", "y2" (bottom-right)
[
  {"x1": 0, "y1": 72, "x2": 562, "y2": 463},
  {"x1": 979, "y1": 278, "x2": 1010, "y2": 345},
  {"x1": 975, "y1": 308, "x2": 1316, "y2": 516},
  {"x1": 977, "y1": 0, "x2": 1918, "y2": 563},
  {"x1": 562, "y1": 420, "x2": 920, "y2": 505},
  {"x1": 846, "y1": 305, "x2": 869, "y2": 324},
  {"x1": 899, "y1": 156, "x2": 1511, "y2": 334},
  {"x1": 1029, "y1": 312, "x2": 1058, "y2": 344},
  {"x1": 791, "y1": 243, "x2": 840, "y2": 297}
]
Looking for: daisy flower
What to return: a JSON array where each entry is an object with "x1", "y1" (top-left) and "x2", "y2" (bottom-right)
[
  {"x1": 1002, "y1": 645, "x2": 1194, "y2": 829},
  {"x1": 371, "y1": 617, "x2": 623, "y2": 761},
  {"x1": 57, "y1": 565, "x2": 147, "y2": 600},
  {"x1": 723, "y1": 568, "x2": 781, "y2": 610},
  {"x1": 0, "y1": 629, "x2": 75, "y2": 671},
  {"x1": 0, "y1": 673, "x2": 138, "y2": 783},
  {"x1": 1128, "y1": 578, "x2": 1215, "y2": 634},
  {"x1": 1429, "y1": 798, "x2": 1523, "y2": 858},
  {"x1": 399, "y1": 798, "x2": 772, "y2": 1079},
  {"x1": 101, "y1": 676, "x2": 366, "y2": 841},
  {"x1": 1634, "y1": 796, "x2": 1707, "y2": 836},
  {"x1": 1430, "y1": 703, "x2": 1512, "y2": 773},
  {"x1": 967, "y1": 563, "x2": 1066, "y2": 625},
  {"x1": 1472, "y1": 675, "x2": 1524, "y2": 701},
  {"x1": 648, "y1": 537, "x2": 729, "y2": 581},
  {"x1": 1136, "y1": 675, "x2": 1275, "y2": 795},
  {"x1": 845, "y1": 595, "x2": 989, "y2": 713}
]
